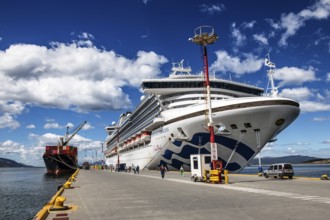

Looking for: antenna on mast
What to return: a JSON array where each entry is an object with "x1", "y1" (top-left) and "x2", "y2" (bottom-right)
[{"x1": 264, "y1": 54, "x2": 278, "y2": 97}]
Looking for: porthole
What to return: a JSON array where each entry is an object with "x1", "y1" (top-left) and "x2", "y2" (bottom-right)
[{"x1": 275, "y1": 118, "x2": 285, "y2": 126}]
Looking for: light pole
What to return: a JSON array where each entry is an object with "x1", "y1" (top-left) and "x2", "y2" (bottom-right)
[{"x1": 189, "y1": 26, "x2": 218, "y2": 162}]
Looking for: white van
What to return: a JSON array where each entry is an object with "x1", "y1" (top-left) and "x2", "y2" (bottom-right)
[{"x1": 263, "y1": 163, "x2": 294, "y2": 179}]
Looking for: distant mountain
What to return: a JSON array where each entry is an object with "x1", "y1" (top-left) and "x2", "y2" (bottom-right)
[
  {"x1": 0, "y1": 157, "x2": 33, "y2": 168},
  {"x1": 250, "y1": 155, "x2": 327, "y2": 165}
]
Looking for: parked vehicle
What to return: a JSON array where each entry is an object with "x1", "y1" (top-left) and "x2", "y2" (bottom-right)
[
  {"x1": 264, "y1": 163, "x2": 294, "y2": 179},
  {"x1": 82, "y1": 161, "x2": 90, "y2": 170}
]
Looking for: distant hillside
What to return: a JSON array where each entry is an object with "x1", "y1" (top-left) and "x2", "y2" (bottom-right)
[
  {"x1": 0, "y1": 157, "x2": 33, "y2": 168},
  {"x1": 250, "y1": 155, "x2": 327, "y2": 165}
]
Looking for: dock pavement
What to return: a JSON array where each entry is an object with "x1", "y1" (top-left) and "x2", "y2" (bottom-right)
[{"x1": 44, "y1": 169, "x2": 330, "y2": 220}]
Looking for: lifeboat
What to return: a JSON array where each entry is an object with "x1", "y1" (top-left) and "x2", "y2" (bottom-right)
[
  {"x1": 131, "y1": 137, "x2": 137, "y2": 146},
  {"x1": 136, "y1": 134, "x2": 141, "y2": 144},
  {"x1": 127, "y1": 139, "x2": 132, "y2": 148},
  {"x1": 141, "y1": 131, "x2": 151, "y2": 142}
]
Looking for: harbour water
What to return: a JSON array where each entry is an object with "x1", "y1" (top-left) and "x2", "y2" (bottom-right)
[
  {"x1": 1, "y1": 164, "x2": 330, "y2": 220},
  {"x1": 0, "y1": 167, "x2": 70, "y2": 220},
  {"x1": 241, "y1": 164, "x2": 330, "y2": 178}
]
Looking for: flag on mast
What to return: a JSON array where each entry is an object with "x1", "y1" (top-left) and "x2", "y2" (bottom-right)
[{"x1": 265, "y1": 58, "x2": 276, "y2": 68}]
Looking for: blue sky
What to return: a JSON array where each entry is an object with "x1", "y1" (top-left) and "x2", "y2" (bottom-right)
[{"x1": 0, "y1": 0, "x2": 330, "y2": 166}]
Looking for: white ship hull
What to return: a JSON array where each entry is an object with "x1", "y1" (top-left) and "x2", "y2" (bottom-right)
[{"x1": 105, "y1": 96, "x2": 300, "y2": 173}]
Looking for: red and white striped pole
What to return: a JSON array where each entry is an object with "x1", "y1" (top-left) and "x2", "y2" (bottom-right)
[{"x1": 189, "y1": 26, "x2": 218, "y2": 162}]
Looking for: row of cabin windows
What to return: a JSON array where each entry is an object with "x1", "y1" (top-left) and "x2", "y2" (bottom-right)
[{"x1": 142, "y1": 81, "x2": 263, "y2": 96}]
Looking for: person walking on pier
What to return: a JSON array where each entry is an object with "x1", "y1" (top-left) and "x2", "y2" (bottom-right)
[
  {"x1": 180, "y1": 165, "x2": 184, "y2": 177},
  {"x1": 160, "y1": 164, "x2": 167, "y2": 179},
  {"x1": 136, "y1": 165, "x2": 140, "y2": 174}
]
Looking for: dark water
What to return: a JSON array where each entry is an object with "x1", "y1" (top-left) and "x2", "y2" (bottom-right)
[
  {"x1": 241, "y1": 164, "x2": 330, "y2": 178},
  {"x1": 0, "y1": 167, "x2": 70, "y2": 220}
]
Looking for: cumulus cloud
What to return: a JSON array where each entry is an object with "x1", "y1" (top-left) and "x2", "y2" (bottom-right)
[
  {"x1": 0, "y1": 140, "x2": 24, "y2": 154},
  {"x1": 281, "y1": 87, "x2": 330, "y2": 112},
  {"x1": 253, "y1": 34, "x2": 268, "y2": 45},
  {"x1": 230, "y1": 21, "x2": 256, "y2": 49},
  {"x1": 274, "y1": 0, "x2": 330, "y2": 46},
  {"x1": 299, "y1": 100, "x2": 330, "y2": 112},
  {"x1": 0, "y1": 113, "x2": 20, "y2": 129},
  {"x1": 327, "y1": 72, "x2": 330, "y2": 81},
  {"x1": 230, "y1": 23, "x2": 246, "y2": 48},
  {"x1": 0, "y1": 37, "x2": 168, "y2": 129},
  {"x1": 210, "y1": 51, "x2": 264, "y2": 75},
  {"x1": 241, "y1": 21, "x2": 256, "y2": 29},
  {"x1": 26, "y1": 124, "x2": 35, "y2": 129},
  {"x1": 278, "y1": 85, "x2": 330, "y2": 115},
  {"x1": 274, "y1": 66, "x2": 318, "y2": 86},
  {"x1": 200, "y1": 3, "x2": 225, "y2": 15},
  {"x1": 281, "y1": 87, "x2": 313, "y2": 100},
  {"x1": 44, "y1": 122, "x2": 61, "y2": 129}
]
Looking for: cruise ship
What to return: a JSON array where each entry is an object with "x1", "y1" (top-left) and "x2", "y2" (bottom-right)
[{"x1": 104, "y1": 59, "x2": 300, "y2": 173}]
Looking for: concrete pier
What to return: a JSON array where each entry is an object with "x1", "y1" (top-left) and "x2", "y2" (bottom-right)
[{"x1": 44, "y1": 170, "x2": 330, "y2": 220}]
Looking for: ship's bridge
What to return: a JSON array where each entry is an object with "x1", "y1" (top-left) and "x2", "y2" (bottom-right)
[{"x1": 141, "y1": 79, "x2": 264, "y2": 97}]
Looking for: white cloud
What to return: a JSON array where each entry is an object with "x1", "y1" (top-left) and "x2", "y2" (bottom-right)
[
  {"x1": 253, "y1": 34, "x2": 268, "y2": 45},
  {"x1": 44, "y1": 122, "x2": 61, "y2": 129},
  {"x1": 327, "y1": 72, "x2": 330, "y2": 81},
  {"x1": 278, "y1": 12, "x2": 305, "y2": 47},
  {"x1": 276, "y1": 0, "x2": 330, "y2": 46},
  {"x1": 230, "y1": 23, "x2": 246, "y2": 48},
  {"x1": 26, "y1": 124, "x2": 35, "y2": 129},
  {"x1": 286, "y1": 147, "x2": 296, "y2": 154},
  {"x1": 0, "y1": 100, "x2": 25, "y2": 115},
  {"x1": 82, "y1": 123, "x2": 93, "y2": 130},
  {"x1": 0, "y1": 38, "x2": 168, "y2": 118},
  {"x1": 142, "y1": 0, "x2": 151, "y2": 4},
  {"x1": 0, "y1": 113, "x2": 20, "y2": 129},
  {"x1": 274, "y1": 66, "x2": 318, "y2": 86},
  {"x1": 313, "y1": 116, "x2": 330, "y2": 121},
  {"x1": 0, "y1": 140, "x2": 25, "y2": 156},
  {"x1": 280, "y1": 87, "x2": 313, "y2": 100},
  {"x1": 299, "y1": 100, "x2": 330, "y2": 112},
  {"x1": 242, "y1": 21, "x2": 256, "y2": 29},
  {"x1": 210, "y1": 51, "x2": 263, "y2": 75},
  {"x1": 200, "y1": 3, "x2": 225, "y2": 15},
  {"x1": 281, "y1": 87, "x2": 330, "y2": 112}
]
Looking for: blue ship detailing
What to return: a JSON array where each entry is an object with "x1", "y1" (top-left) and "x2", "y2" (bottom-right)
[
  {"x1": 163, "y1": 145, "x2": 209, "y2": 160},
  {"x1": 191, "y1": 132, "x2": 255, "y2": 160},
  {"x1": 171, "y1": 158, "x2": 190, "y2": 169},
  {"x1": 160, "y1": 132, "x2": 254, "y2": 171},
  {"x1": 172, "y1": 140, "x2": 182, "y2": 147}
]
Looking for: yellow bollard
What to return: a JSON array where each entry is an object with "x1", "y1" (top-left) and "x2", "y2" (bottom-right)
[
  {"x1": 64, "y1": 181, "x2": 72, "y2": 189},
  {"x1": 321, "y1": 174, "x2": 328, "y2": 180},
  {"x1": 49, "y1": 196, "x2": 69, "y2": 211},
  {"x1": 224, "y1": 169, "x2": 229, "y2": 184}
]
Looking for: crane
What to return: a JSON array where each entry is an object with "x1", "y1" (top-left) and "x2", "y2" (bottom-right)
[{"x1": 58, "y1": 121, "x2": 87, "y2": 147}]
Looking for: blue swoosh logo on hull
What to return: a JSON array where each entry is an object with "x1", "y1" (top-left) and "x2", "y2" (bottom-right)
[{"x1": 160, "y1": 132, "x2": 255, "y2": 172}]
